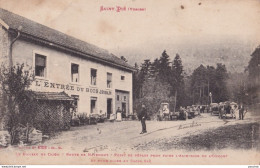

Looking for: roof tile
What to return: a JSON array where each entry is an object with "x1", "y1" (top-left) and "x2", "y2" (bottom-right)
[{"x1": 27, "y1": 91, "x2": 74, "y2": 101}]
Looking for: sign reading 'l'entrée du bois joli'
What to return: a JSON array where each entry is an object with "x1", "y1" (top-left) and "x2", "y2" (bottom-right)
[{"x1": 34, "y1": 80, "x2": 112, "y2": 95}]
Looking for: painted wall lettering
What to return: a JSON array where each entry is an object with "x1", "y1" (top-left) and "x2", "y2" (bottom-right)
[{"x1": 35, "y1": 80, "x2": 112, "y2": 95}]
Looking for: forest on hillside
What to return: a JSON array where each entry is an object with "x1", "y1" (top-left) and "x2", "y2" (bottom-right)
[{"x1": 126, "y1": 46, "x2": 260, "y2": 117}]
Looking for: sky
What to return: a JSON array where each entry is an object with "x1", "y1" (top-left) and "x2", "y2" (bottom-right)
[{"x1": 1, "y1": 0, "x2": 260, "y2": 73}]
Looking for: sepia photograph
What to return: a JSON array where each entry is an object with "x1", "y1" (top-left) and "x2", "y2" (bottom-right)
[{"x1": 0, "y1": 0, "x2": 259, "y2": 165}]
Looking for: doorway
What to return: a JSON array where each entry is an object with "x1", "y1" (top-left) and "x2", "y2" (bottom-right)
[
  {"x1": 122, "y1": 102, "x2": 126, "y2": 118},
  {"x1": 90, "y1": 97, "x2": 97, "y2": 113},
  {"x1": 107, "y1": 99, "x2": 112, "y2": 119}
]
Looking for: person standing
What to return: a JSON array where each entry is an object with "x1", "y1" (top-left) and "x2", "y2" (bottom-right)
[
  {"x1": 239, "y1": 104, "x2": 245, "y2": 120},
  {"x1": 139, "y1": 104, "x2": 148, "y2": 134},
  {"x1": 219, "y1": 105, "x2": 224, "y2": 119},
  {"x1": 116, "y1": 107, "x2": 122, "y2": 121}
]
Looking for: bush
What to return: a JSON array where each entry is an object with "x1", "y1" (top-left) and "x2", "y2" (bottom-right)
[{"x1": 0, "y1": 64, "x2": 34, "y2": 144}]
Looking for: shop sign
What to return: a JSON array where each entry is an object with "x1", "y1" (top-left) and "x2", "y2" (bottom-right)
[{"x1": 34, "y1": 80, "x2": 112, "y2": 95}]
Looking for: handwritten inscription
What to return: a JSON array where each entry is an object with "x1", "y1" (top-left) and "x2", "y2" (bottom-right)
[
  {"x1": 83, "y1": 145, "x2": 108, "y2": 153},
  {"x1": 178, "y1": 121, "x2": 202, "y2": 130}
]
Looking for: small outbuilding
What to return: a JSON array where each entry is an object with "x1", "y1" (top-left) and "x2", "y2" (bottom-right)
[{"x1": 21, "y1": 91, "x2": 74, "y2": 134}]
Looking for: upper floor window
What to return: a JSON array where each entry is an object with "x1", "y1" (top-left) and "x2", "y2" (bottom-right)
[
  {"x1": 107, "y1": 73, "x2": 112, "y2": 88},
  {"x1": 91, "y1": 69, "x2": 97, "y2": 85},
  {"x1": 71, "y1": 63, "x2": 79, "y2": 83},
  {"x1": 121, "y1": 76, "x2": 125, "y2": 81},
  {"x1": 35, "y1": 54, "x2": 46, "y2": 77}
]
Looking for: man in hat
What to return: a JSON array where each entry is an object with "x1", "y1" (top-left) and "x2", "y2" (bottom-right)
[{"x1": 138, "y1": 104, "x2": 148, "y2": 134}]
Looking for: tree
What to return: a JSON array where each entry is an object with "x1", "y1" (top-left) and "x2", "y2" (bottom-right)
[
  {"x1": 137, "y1": 78, "x2": 174, "y2": 118},
  {"x1": 150, "y1": 58, "x2": 160, "y2": 78},
  {"x1": 171, "y1": 54, "x2": 185, "y2": 109},
  {"x1": 206, "y1": 65, "x2": 216, "y2": 104},
  {"x1": 247, "y1": 46, "x2": 260, "y2": 104},
  {"x1": 133, "y1": 52, "x2": 175, "y2": 116},
  {"x1": 133, "y1": 63, "x2": 142, "y2": 99},
  {"x1": 140, "y1": 59, "x2": 151, "y2": 78},
  {"x1": 0, "y1": 63, "x2": 34, "y2": 144},
  {"x1": 158, "y1": 50, "x2": 171, "y2": 82},
  {"x1": 214, "y1": 63, "x2": 229, "y2": 102},
  {"x1": 190, "y1": 65, "x2": 207, "y2": 105},
  {"x1": 190, "y1": 63, "x2": 229, "y2": 104},
  {"x1": 226, "y1": 72, "x2": 248, "y2": 103}
]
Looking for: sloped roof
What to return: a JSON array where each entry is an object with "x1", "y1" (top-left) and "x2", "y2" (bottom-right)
[
  {"x1": 27, "y1": 91, "x2": 74, "y2": 101},
  {"x1": 0, "y1": 8, "x2": 134, "y2": 71}
]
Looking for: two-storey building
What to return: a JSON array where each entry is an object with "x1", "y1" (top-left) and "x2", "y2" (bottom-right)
[{"x1": 0, "y1": 8, "x2": 134, "y2": 120}]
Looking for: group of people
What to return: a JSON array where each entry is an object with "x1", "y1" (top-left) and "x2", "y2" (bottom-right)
[
  {"x1": 116, "y1": 107, "x2": 127, "y2": 120},
  {"x1": 218, "y1": 103, "x2": 246, "y2": 120},
  {"x1": 127, "y1": 102, "x2": 247, "y2": 135}
]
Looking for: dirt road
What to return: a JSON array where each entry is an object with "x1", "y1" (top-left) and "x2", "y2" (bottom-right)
[
  {"x1": 41, "y1": 112, "x2": 260, "y2": 152},
  {"x1": 1, "y1": 112, "x2": 259, "y2": 165}
]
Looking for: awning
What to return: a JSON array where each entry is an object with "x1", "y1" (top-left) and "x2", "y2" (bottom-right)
[{"x1": 26, "y1": 91, "x2": 74, "y2": 101}]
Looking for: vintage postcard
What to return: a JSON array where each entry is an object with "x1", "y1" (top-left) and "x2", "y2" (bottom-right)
[{"x1": 0, "y1": 0, "x2": 259, "y2": 165}]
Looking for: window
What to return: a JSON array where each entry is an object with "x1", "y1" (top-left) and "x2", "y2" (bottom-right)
[
  {"x1": 124, "y1": 96, "x2": 126, "y2": 101},
  {"x1": 121, "y1": 76, "x2": 125, "y2": 80},
  {"x1": 107, "y1": 73, "x2": 112, "y2": 88},
  {"x1": 71, "y1": 63, "x2": 79, "y2": 83},
  {"x1": 117, "y1": 95, "x2": 120, "y2": 101},
  {"x1": 91, "y1": 69, "x2": 97, "y2": 85},
  {"x1": 35, "y1": 54, "x2": 46, "y2": 77}
]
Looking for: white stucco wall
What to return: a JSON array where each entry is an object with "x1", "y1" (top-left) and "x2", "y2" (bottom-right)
[{"x1": 11, "y1": 39, "x2": 133, "y2": 116}]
